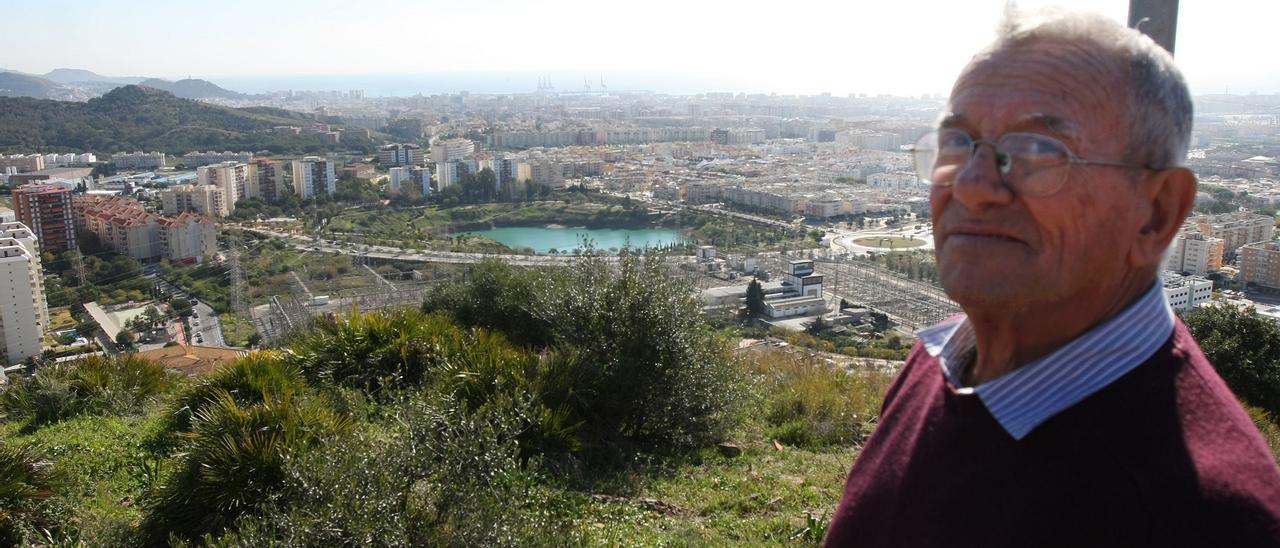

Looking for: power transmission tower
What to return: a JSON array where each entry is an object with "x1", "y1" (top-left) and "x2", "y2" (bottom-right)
[
  {"x1": 227, "y1": 233, "x2": 247, "y2": 318},
  {"x1": 69, "y1": 249, "x2": 88, "y2": 286}
]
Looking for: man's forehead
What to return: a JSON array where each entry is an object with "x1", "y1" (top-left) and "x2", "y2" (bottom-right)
[{"x1": 939, "y1": 111, "x2": 1081, "y2": 138}]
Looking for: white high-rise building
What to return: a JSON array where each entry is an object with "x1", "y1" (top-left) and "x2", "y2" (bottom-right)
[
  {"x1": 291, "y1": 157, "x2": 337, "y2": 199},
  {"x1": 430, "y1": 138, "x2": 475, "y2": 164},
  {"x1": 0, "y1": 227, "x2": 46, "y2": 364},
  {"x1": 197, "y1": 161, "x2": 254, "y2": 211},
  {"x1": 1164, "y1": 231, "x2": 1225, "y2": 276},
  {"x1": 437, "y1": 159, "x2": 476, "y2": 189},
  {"x1": 0, "y1": 222, "x2": 48, "y2": 330},
  {"x1": 389, "y1": 166, "x2": 432, "y2": 196}
]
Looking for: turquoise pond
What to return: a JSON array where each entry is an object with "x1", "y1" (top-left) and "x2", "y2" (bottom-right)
[{"x1": 458, "y1": 226, "x2": 684, "y2": 254}]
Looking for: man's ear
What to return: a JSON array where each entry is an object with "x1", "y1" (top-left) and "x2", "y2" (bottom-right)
[{"x1": 1130, "y1": 167, "x2": 1197, "y2": 268}]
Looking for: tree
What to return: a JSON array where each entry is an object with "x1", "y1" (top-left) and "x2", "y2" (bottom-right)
[
  {"x1": 745, "y1": 278, "x2": 767, "y2": 319},
  {"x1": 1184, "y1": 304, "x2": 1280, "y2": 418},
  {"x1": 805, "y1": 314, "x2": 829, "y2": 336},
  {"x1": 115, "y1": 330, "x2": 136, "y2": 348}
]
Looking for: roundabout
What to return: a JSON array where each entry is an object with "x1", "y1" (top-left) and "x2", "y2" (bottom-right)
[{"x1": 833, "y1": 225, "x2": 936, "y2": 256}]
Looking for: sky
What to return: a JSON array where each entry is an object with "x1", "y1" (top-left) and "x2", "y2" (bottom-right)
[{"x1": 1, "y1": 0, "x2": 1275, "y2": 96}]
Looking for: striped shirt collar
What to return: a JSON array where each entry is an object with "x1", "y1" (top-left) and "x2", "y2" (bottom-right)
[{"x1": 917, "y1": 280, "x2": 1175, "y2": 440}]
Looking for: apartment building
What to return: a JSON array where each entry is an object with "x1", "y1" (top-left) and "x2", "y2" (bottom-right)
[
  {"x1": 0, "y1": 154, "x2": 45, "y2": 173},
  {"x1": 0, "y1": 234, "x2": 46, "y2": 364},
  {"x1": 389, "y1": 166, "x2": 432, "y2": 196},
  {"x1": 1164, "y1": 231, "x2": 1225, "y2": 276},
  {"x1": 1162, "y1": 271, "x2": 1214, "y2": 312},
  {"x1": 436, "y1": 160, "x2": 475, "y2": 189},
  {"x1": 157, "y1": 213, "x2": 218, "y2": 265},
  {"x1": 379, "y1": 143, "x2": 424, "y2": 167},
  {"x1": 13, "y1": 184, "x2": 76, "y2": 253},
  {"x1": 1240, "y1": 241, "x2": 1280, "y2": 290},
  {"x1": 430, "y1": 138, "x2": 475, "y2": 164},
  {"x1": 253, "y1": 159, "x2": 286, "y2": 201},
  {"x1": 0, "y1": 222, "x2": 49, "y2": 330},
  {"x1": 1193, "y1": 212, "x2": 1275, "y2": 255},
  {"x1": 111, "y1": 151, "x2": 166, "y2": 170},
  {"x1": 291, "y1": 157, "x2": 336, "y2": 199},
  {"x1": 74, "y1": 196, "x2": 216, "y2": 263},
  {"x1": 162, "y1": 184, "x2": 228, "y2": 217},
  {"x1": 182, "y1": 151, "x2": 252, "y2": 167},
  {"x1": 197, "y1": 161, "x2": 254, "y2": 210}
]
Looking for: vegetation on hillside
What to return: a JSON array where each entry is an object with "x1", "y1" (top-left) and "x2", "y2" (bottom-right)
[{"x1": 0, "y1": 86, "x2": 377, "y2": 154}]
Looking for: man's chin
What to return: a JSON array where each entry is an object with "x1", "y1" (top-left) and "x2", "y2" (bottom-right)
[{"x1": 939, "y1": 273, "x2": 1037, "y2": 311}]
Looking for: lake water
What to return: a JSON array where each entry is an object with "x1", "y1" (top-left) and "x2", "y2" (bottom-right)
[{"x1": 459, "y1": 226, "x2": 684, "y2": 254}]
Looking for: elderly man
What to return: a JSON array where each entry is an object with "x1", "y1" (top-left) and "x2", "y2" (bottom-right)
[{"x1": 824, "y1": 9, "x2": 1280, "y2": 548}]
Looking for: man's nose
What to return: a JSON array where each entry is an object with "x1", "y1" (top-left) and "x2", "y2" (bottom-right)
[{"x1": 949, "y1": 145, "x2": 1015, "y2": 210}]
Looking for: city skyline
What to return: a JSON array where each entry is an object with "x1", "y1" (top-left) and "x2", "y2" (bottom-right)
[{"x1": 2, "y1": 0, "x2": 1278, "y2": 97}]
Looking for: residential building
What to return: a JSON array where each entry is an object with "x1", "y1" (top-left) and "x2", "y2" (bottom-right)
[
  {"x1": 1193, "y1": 212, "x2": 1275, "y2": 255},
  {"x1": 437, "y1": 159, "x2": 476, "y2": 189},
  {"x1": 0, "y1": 221, "x2": 49, "y2": 329},
  {"x1": 111, "y1": 151, "x2": 166, "y2": 170},
  {"x1": 1164, "y1": 231, "x2": 1224, "y2": 276},
  {"x1": 389, "y1": 166, "x2": 431, "y2": 196},
  {"x1": 13, "y1": 184, "x2": 76, "y2": 253},
  {"x1": 0, "y1": 154, "x2": 44, "y2": 173},
  {"x1": 0, "y1": 235, "x2": 46, "y2": 364},
  {"x1": 339, "y1": 164, "x2": 376, "y2": 180},
  {"x1": 1162, "y1": 271, "x2": 1213, "y2": 312},
  {"x1": 291, "y1": 157, "x2": 336, "y2": 199},
  {"x1": 157, "y1": 213, "x2": 217, "y2": 264},
  {"x1": 161, "y1": 184, "x2": 228, "y2": 217},
  {"x1": 182, "y1": 151, "x2": 253, "y2": 167},
  {"x1": 197, "y1": 161, "x2": 254, "y2": 210},
  {"x1": 253, "y1": 159, "x2": 285, "y2": 201},
  {"x1": 379, "y1": 143, "x2": 424, "y2": 167},
  {"x1": 74, "y1": 195, "x2": 215, "y2": 263},
  {"x1": 1241, "y1": 241, "x2": 1280, "y2": 290},
  {"x1": 431, "y1": 138, "x2": 475, "y2": 164}
]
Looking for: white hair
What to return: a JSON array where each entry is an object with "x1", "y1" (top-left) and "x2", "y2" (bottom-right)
[{"x1": 984, "y1": 6, "x2": 1194, "y2": 169}]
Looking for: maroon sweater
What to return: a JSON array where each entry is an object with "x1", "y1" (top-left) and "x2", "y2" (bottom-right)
[{"x1": 825, "y1": 320, "x2": 1280, "y2": 547}]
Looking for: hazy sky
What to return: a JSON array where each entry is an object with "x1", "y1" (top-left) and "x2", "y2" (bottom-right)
[{"x1": 1, "y1": 0, "x2": 1275, "y2": 96}]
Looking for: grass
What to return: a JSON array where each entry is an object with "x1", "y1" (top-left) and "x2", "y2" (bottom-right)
[
  {"x1": 852, "y1": 236, "x2": 926, "y2": 248},
  {"x1": 218, "y1": 314, "x2": 256, "y2": 347}
]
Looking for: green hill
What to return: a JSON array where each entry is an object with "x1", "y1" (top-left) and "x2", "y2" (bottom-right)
[
  {"x1": 138, "y1": 77, "x2": 244, "y2": 99},
  {"x1": 0, "y1": 85, "x2": 377, "y2": 154},
  {"x1": 0, "y1": 71, "x2": 65, "y2": 99}
]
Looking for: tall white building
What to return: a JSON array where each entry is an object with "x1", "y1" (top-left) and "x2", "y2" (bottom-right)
[
  {"x1": 0, "y1": 222, "x2": 48, "y2": 330},
  {"x1": 379, "y1": 143, "x2": 424, "y2": 167},
  {"x1": 437, "y1": 159, "x2": 476, "y2": 189},
  {"x1": 389, "y1": 166, "x2": 432, "y2": 196},
  {"x1": 431, "y1": 138, "x2": 475, "y2": 164},
  {"x1": 0, "y1": 226, "x2": 47, "y2": 364},
  {"x1": 291, "y1": 157, "x2": 336, "y2": 199},
  {"x1": 1164, "y1": 231, "x2": 1224, "y2": 276},
  {"x1": 197, "y1": 161, "x2": 254, "y2": 211}
]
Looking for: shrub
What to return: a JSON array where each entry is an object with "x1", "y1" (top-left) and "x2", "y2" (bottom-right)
[
  {"x1": 750, "y1": 351, "x2": 892, "y2": 448},
  {"x1": 0, "y1": 444, "x2": 60, "y2": 544},
  {"x1": 1, "y1": 355, "x2": 183, "y2": 429},
  {"x1": 144, "y1": 385, "x2": 352, "y2": 542},
  {"x1": 1184, "y1": 304, "x2": 1280, "y2": 417},
  {"x1": 166, "y1": 352, "x2": 306, "y2": 432},
  {"x1": 208, "y1": 396, "x2": 568, "y2": 547},
  {"x1": 422, "y1": 259, "x2": 550, "y2": 347}
]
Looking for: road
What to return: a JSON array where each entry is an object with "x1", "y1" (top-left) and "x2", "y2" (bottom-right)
[{"x1": 153, "y1": 275, "x2": 228, "y2": 347}]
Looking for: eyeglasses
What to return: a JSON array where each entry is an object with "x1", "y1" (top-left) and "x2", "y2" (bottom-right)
[{"x1": 911, "y1": 128, "x2": 1151, "y2": 197}]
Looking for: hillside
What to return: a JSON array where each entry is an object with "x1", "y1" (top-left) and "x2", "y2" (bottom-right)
[
  {"x1": 138, "y1": 77, "x2": 244, "y2": 99},
  {"x1": 0, "y1": 71, "x2": 65, "y2": 99},
  {"x1": 43, "y1": 68, "x2": 145, "y2": 85},
  {"x1": 0, "y1": 85, "x2": 377, "y2": 154}
]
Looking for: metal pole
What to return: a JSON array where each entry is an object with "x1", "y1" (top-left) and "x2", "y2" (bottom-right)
[{"x1": 1128, "y1": 0, "x2": 1179, "y2": 54}]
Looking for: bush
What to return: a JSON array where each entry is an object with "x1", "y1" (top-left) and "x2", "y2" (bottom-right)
[
  {"x1": 166, "y1": 352, "x2": 307, "y2": 432},
  {"x1": 423, "y1": 252, "x2": 743, "y2": 460},
  {"x1": 1, "y1": 355, "x2": 182, "y2": 429},
  {"x1": 750, "y1": 351, "x2": 892, "y2": 448},
  {"x1": 208, "y1": 396, "x2": 568, "y2": 546},
  {"x1": 143, "y1": 389, "x2": 352, "y2": 544},
  {"x1": 1184, "y1": 304, "x2": 1280, "y2": 417},
  {"x1": 0, "y1": 444, "x2": 61, "y2": 544}
]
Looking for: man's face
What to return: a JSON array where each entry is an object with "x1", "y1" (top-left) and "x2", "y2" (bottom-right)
[{"x1": 931, "y1": 40, "x2": 1149, "y2": 311}]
